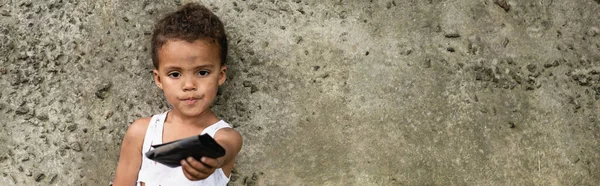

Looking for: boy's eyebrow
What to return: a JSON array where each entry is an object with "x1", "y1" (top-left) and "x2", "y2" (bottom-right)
[
  {"x1": 193, "y1": 64, "x2": 215, "y2": 68},
  {"x1": 162, "y1": 64, "x2": 215, "y2": 71},
  {"x1": 162, "y1": 66, "x2": 182, "y2": 71}
]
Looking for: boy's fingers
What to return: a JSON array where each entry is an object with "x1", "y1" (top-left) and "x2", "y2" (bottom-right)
[
  {"x1": 199, "y1": 157, "x2": 219, "y2": 168},
  {"x1": 182, "y1": 168, "x2": 208, "y2": 181},
  {"x1": 186, "y1": 157, "x2": 214, "y2": 173},
  {"x1": 181, "y1": 159, "x2": 208, "y2": 180}
]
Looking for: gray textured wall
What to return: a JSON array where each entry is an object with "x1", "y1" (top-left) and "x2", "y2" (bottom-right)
[{"x1": 1, "y1": 0, "x2": 600, "y2": 185}]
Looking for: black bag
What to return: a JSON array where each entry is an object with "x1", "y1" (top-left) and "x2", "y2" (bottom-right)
[{"x1": 145, "y1": 134, "x2": 226, "y2": 167}]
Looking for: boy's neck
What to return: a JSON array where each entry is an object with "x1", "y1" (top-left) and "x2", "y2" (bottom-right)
[{"x1": 166, "y1": 109, "x2": 220, "y2": 128}]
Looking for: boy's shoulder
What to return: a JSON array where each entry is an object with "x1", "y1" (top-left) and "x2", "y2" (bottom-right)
[
  {"x1": 215, "y1": 126, "x2": 241, "y2": 137},
  {"x1": 125, "y1": 117, "x2": 153, "y2": 139},
  {"x1": 215, "y1": 120, "x2": 241, "y2": 136},
  {"x1": 213, "y1": 124, "x2": 243, "y2": 147}
]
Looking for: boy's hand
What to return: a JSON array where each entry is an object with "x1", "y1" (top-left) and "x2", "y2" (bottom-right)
[{"x1": 181, "y1": 156, "x2": 221, "y2": 181}]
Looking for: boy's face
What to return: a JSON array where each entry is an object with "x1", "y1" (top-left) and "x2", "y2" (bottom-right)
[{"x1": 153, "y1": 39, "x2": 226, "y2": 117}]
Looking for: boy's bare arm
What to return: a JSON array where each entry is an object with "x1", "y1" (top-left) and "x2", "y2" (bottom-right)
[
  {"x1": 112, "y1": 118, "x2": 151, "y2": 186},
  {"x1": 214, "y1": 128, "x2": 243, "y2": 175},
  {"x1": 181, "y1": 128, "x2": 243, "y2": 180}
]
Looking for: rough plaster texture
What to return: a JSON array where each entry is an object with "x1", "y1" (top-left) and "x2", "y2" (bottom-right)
[{"x1": 1, "y1": 0, "x2": 600, "y2": 185}]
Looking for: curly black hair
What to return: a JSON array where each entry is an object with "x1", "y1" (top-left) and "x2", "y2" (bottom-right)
[{"x1": 151, "y1": 2, "x2": 228, "y2": 68}]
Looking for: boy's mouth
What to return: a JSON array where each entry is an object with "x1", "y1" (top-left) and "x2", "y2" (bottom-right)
[{"x1": 181, "y1": 97, "x2": 200, "y2": 104}]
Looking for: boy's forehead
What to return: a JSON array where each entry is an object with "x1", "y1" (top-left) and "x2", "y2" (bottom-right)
[
  {"x1": 158, "y1": 60, "x2": 220, "y2": 71},
  {"x1": 184, "y1": 56, "x2": 200, "y2": 63},
  {"x1": 158, "y1": 47, "x2": 222, "y2": 70},
  {"x1": 163, "y1": 38, "x2": 219, "y2": 48},
  {"x1": 158, "y1": 39, "x2": 221, "y2": 63}
]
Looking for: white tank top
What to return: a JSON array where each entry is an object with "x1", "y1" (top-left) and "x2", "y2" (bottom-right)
[{"x1": 136, "y1": 112, "x2": 231, "y2": 186}]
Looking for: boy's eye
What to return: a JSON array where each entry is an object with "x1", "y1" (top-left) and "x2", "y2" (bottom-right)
[
  {"x1": 198, "y1": 70, "x2": 210, "y2": 76},
  {"x1": 168, "y1": 72, "x2": 181, "y2": 78}
]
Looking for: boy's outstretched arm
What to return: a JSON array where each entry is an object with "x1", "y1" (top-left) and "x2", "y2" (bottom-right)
[
  {"x1": 112, "y1": 118, "x2": 151, "y2": 186},
  {"x1": 181, "y1": 128, "x2": 243, "y2": 180}
]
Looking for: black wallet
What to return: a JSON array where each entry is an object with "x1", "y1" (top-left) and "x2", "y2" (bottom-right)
[{"x1": 145, "y1": 134, "x2": 226, "y2": 167}]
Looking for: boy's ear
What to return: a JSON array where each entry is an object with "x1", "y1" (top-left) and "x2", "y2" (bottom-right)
[
  {"x1": 218, "y1": 65, "x2": 227, "y2": 86},
  {"x1": 153, "y1": 69, "x2": 163, "y2": 90}
]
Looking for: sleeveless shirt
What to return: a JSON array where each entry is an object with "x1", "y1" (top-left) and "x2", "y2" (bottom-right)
[{"x1": 136, "y1": 112, "x2": 231, "y2": 186}]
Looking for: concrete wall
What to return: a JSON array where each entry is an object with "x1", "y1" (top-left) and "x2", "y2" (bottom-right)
[{"x1": 1, "y1": 0, "x2": 599, "y2": 185}]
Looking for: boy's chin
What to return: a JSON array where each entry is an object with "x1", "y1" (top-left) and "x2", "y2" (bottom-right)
[{"x1": 176, "y1": 107, "x2": 211, "y2": 117}]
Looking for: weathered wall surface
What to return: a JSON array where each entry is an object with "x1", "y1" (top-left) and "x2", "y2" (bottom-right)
[{"x1": 1, "y1": 0, "x2": 599, "y2": 185}]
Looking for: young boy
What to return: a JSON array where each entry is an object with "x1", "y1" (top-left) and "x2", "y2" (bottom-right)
[{"x1": 112, "y1": 3, "x2": 242, "y2": 186}]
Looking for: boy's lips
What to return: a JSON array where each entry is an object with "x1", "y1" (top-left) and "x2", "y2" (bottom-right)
[{"x1": 180, "y1": 97, "x2": 200, "y2": 104}]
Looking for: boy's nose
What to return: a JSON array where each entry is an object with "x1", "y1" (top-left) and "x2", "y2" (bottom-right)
[{"x1": 182, "y1": 77, "x2": 197, "y2": 91}]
